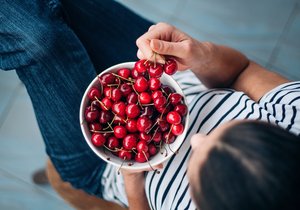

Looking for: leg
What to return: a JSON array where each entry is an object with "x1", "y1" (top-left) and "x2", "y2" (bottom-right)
[
  {"x1": 0, "y1": 0, "x2": 106, "y2": 197},
  {"x1": 59, "y1": 0, "x2": 152, "y2": 71},
  {"x1": 46, "y1": 159, "x2": 126, "y2": 210}
]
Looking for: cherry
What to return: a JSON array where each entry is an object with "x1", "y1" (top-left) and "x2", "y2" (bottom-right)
[
  {"x1": 154, "y1": 96, "x2": 167, "y2": 108},
  {"x1": 152, "y1": 90, "x2": 163, "y2": 100},
  {"x1": 111, "y1": 88, "x2": 122, "y2": 102},
  {"x1": 127, "y1": 92, "x2": 138, "y2": 104},
  {"x1": 163, "y1": 132, "x2": 175, "y2": 144},
  {"x1": 171, "y1": 124, "x2": 184, "y2": 136},
  {"x1": 131, "y1": 68, "x2": 141, "y2": 79},
  {"x1": 139, "y1": 92, "x2": 152, "y2": 104},
  {"x1": 114, "y1": 125, "x2": 127, "y2": 139},
  {"x1": 149, "y1": 78, "x2": 161, "y2": 91},
  {"x1": 164, "y1": 59, "x2": 177, "y2": 75},
  {"x1": 137, "y1": 116, "x2": 153, "y2": 133},
  {"x1": 120, "y1": 83, "x2": 132, "y2": 96},
  {"x1": 148, "y1": 64, "x2": 163, "y2": 78},
  {"x1": 140, "y1": 106, "x2": 154, "y2": 118},
  {"x1": 113, "y1": 115, "x2": 126, "y2": 125},
  {"x1": 85, "y1": 110, "x2": 99, "y2": 123},
  {"x1": 126, "y1": 119, "x2": 138, "y2": 133},
  {"x1": 174, "y1": 104, "x2": 188, "y2": 116},
  {"x1": 119, "y1": 149, "x2": 132, "y2": 160},
  {"x1": 88, "y1": 87, "x2": 101, "y2": 100},
  {"x1": 99, "y1": 73, "x2": 116, "y2": 85},
  {"x1": 126, "y1": 104, "x2": 140, "y2": 119},
  {"x1": 112, "y1": 101, "x2": 126, "y2": 117},
  {"x1": 135, "y1": 151, "x2": 150, "y2": 163},
  {"x1": 135, "y1": 59, "x2": 148, "y2": 73},
  {"x1": 148, "y1": 144, "x2": 158, "y2": 156},
  {"x1": 134, "y1": 77, "x2": 148, "y2": 92},
  {"x1": 123, "y1": 134, "x2": 137, "y2": 150},
  {"x1": 136, "y1": 141, "x2": 149, "y2": 153},
  {"x1": 99, "y1": 110, "x2": 114, "y2": 124},
  {"x1": 158, "y1": 119, "x2": 170, "y2": 132},
  {"x1": 106, "y1": 136, "x2": 119, "y2": 150},
  {"x1": 161, "y1": 85, "x2": 174, "y2": 95},
  {"x1": 100, "y1": 97, "x2": 113, "y2": 111},
  {"x1": 117, "y1": 68, "x2": 131, "y2": 78},
  {"x1": 166, "y1": 111, "x2": 182, "y2": 125},
  {"x1": 169, "y1": 93, "x2": 182, "y2": 105},
  {"x1": 139, "y1": 132, "x2": 151, "y2": 142},
  {"x1": 89, "y1": 123, "x2": 102, "y2": 131},
  {"x1": 152, "y1": 130, "x2": 162, "y2": 143},
  {"x1": 104, "y1": 87, "x2": 112, "y2": 98},
  {"x1": 102, "y1": 132, "x2": 112, "y2": 139},
  {"x1": 91, "y1": 133, "x2": 106, "y2": 147}
]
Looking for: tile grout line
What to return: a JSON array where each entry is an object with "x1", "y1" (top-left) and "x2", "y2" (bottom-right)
[
  {"x1": 266, "y1": 2, "x2": 299, "y2": 69},
  {"x1": 0, "y1": 82, "x2": 23, "y2": 129}
]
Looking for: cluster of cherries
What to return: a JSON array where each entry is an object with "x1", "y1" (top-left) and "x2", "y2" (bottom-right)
[{"x1": 84, "y1": 59, "x2": 187, "y2": 164}]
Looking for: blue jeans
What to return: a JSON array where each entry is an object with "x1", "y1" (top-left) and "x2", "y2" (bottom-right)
[{"x1": 0, "y1": 0, "x2": 151, "y2": 197}]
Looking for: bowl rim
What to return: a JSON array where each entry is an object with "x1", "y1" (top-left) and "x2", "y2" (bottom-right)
[{"x1": 79, "y1": 62, "x2": 189, "y2": 170}]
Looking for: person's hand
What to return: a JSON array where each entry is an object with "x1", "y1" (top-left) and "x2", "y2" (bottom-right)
[
  {"x1": 136, "y1": 22, "x2": 250, "y2": 88},
  {"x1": 136, "y1": 22, "x2": 212, "y2": 72}
]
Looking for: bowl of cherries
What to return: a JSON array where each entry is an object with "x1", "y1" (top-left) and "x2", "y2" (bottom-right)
[{"x1": 80, "y1": 59, "x2": 189, "y2": 171}]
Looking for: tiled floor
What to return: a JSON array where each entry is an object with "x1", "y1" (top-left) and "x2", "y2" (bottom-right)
[{"x1": 0, "y1": 0, "x2": 299, "y2": 209}]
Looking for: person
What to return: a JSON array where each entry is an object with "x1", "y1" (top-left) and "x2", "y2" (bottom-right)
[{"x1": 1, "y1": 1, "x2": 299, "y2": 210}]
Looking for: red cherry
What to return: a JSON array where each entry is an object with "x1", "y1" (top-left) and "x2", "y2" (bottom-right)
[
  {"x1": 85, "y1": 110, "x2": 99, "y2": 123},
  {"x1": 104, "y1": 87, "x2": 112, "y2": 98},
  {"x1": 91, "y1": 133, "x2": 106, "y2": 147},
  {"x1": 131, "y1": 68, "x2": 142, "y2": 79},
  {"x1": 174, "y1": 104, "x2": 188, "y2": 116},
  {"x1": 102, "y1": 132, "x2": 112, "y2": 139},
  {"x1": 158, "y1": 119, "x2": 170, "y2": 132},
  {"x1": 111, "y1": 88, "x2": 122, "y2": 102},
  {"x1": 126, "y1": 104, "x2": 140, "y2": 119},
  {"x1": 171, "y1": 124, "x2": 184, "y2": 136},
  {"x1": 127, "y1": 92, "x2": 138, "y2": 104},
  {"x1": 135, "y1": 151, "x2": 150, "y2": 163},
  {"x1": 139, "y1": 132, "x2": 151, "y2": 142},
  {"x1": 148, "y1": 144, "x2": 158, "y2": 156},
  {"x1": 106, "y1": 136, "x2": 119, "y2": 150},
  {"x1": 152, "y1": 130, "x2": 162, "y2": 143},
  {"x1": 154, "y1": 96, "x2": 167, "y2": 108},
  {"x1": 99, "y1": 73, "x2": 116, "y2": 85},
  {"x1": 126, "y1": 119, "x2": 138, "y2": 133},
  {"x1": 88, "y1": 87, "x2": 101, "y2": 100},
  {"x1": 139, "y1": 92, "x2": 152, "y2": 104},
  {"x1": 149, "y1": 78, "x2": 161, "y2": 91},
  {"x1": 119, "y1": 149, "x2": 132, "y2": 160},
  {"x1": 89, "y1": 123, "x2": 102, "y2": 131},
  {"x1": 100, "y1": 97, "x2": 113, "y2": 111},
  {"x1": 136, "y1": 141, "x2": 149, "y2": 152},
  {"x1": 99, "y1": 110, "x2": 114, "y2": 124},
  {"x1": 135, "y1": 59, "x2": 148, "y2": 73},
  {"x1": 134, "y1": 77, "x2": 148, "y2": 92},
  {"x1": 152, "y1": 90, "x2": 163, "y2": 100},
  {"x1": 161, "y1": 85, "x2": 174, "y2": 95},
  {"x1": 114, "y1": 125, "x2": 127, "y2": 139},
  {"x1": 140, "y1": 106, "x2": 154, "y2": 118},
  {"x1": 164, "y1": 59, "x2": 177, "y2": 75},
  {"x1": 169, "y1": 93, "x2": 182, "y2": 105},
  {"x1": 148, "y1": 64, "x2": 163, "y2": 78},
  {"x1": 163, "y1": 132, "x2": 175, "y2": 144},
  {"x1": 166, "y1": 111, "x2": 182, "y2": 125},
  {"x1": 120, "y1": 83, "x2": 133, "y2": 96},
  {"x1": 137, "y1": 116, "x2": 153, "y2": 133},
  {"x1": 113, "y1": 115, "x2": 126, "y2": 125},
  {"x1": 123, "y1": 134, "x2": 137, "y2": 150},
  {"x1": 117, "y1": 68, "x2": 131, "y2": 78},
  {"x1": 112, "y1": 101, "x2": 126, "y2": 117}
]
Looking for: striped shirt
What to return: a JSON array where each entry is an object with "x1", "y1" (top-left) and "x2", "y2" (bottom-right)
[{"x1": 101, "y1": 70, "x2": 300, "y2": 210}]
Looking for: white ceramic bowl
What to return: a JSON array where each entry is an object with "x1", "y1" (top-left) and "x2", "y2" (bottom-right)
[{"x1": 80, "y1": 62, "x2": 189, "y2": 170}]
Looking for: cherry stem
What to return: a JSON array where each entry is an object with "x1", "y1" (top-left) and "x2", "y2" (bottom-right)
[
  {"x1": 112, "y1": 73, "x2": 135, "y2": 83},
  {"x1": 142, "y1": 151, "x2": 158, "y2": 173},
  {"x1": 131, "y1": 84, "x2": 143, "y2": 109},
  {"x1": 146, "y1": 120, "x2": 158, "y2": 134},
  {"x1": 159, "y1": 102, "x2": 171, "y2": 120},
  {"x1": 117, "y1": 157, "x2": 126, "y2": 175},
  {"x1": 90, "y1": 130, "x2": 114, "y2": 133},
  {"x1": 103, "y1": 145, "x2": 121, "y2": 153},
  {"x1": 141, "y1": 103, "x2": 154, "y2": 106},
  {"x1": 149, "y1": 127, "x2": 159, "y2": 143},
  {"x1": 166, "y1": 124, "x2": 176, "y2": 154}
]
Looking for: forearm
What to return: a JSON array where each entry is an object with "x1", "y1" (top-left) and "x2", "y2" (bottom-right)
[{"x1": 123, "y1": 173, "x2": 151, "y2": 210}]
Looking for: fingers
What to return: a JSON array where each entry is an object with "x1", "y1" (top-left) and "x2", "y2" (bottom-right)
[{"x1": 150, "y1": 39, "x2": 183, "y2": 58}]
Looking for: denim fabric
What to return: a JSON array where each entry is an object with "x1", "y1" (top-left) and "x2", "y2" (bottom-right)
[{"x1": 0, "y1": 0, "x2": 151, "y2": 197}]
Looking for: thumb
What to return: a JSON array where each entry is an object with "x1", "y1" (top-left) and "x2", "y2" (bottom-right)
[{"x1": 150, "y1": 39, "x2": 181, "y2": 57}]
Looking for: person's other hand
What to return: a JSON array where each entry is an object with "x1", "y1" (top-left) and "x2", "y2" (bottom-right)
[{"x1": 136, "y1": 22, "x2": 215, "y2": 72}]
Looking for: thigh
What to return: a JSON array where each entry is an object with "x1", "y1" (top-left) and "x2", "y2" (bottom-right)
[
  {"x1": 60, "y1": 0, "x2": 153, "y2": 73},
  {"x1": 1, "y1": 0, "x2": 107, "y2": 197}
]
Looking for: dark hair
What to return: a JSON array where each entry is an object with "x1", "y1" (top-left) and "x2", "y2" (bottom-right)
[{"x1": 193, "y1": 121, "x2": 300, "y2": 210}]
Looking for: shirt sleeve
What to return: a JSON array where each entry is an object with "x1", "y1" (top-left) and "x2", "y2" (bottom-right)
[{"x1": 258, "y1": 81, "x2": 300, "y2": 135}]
